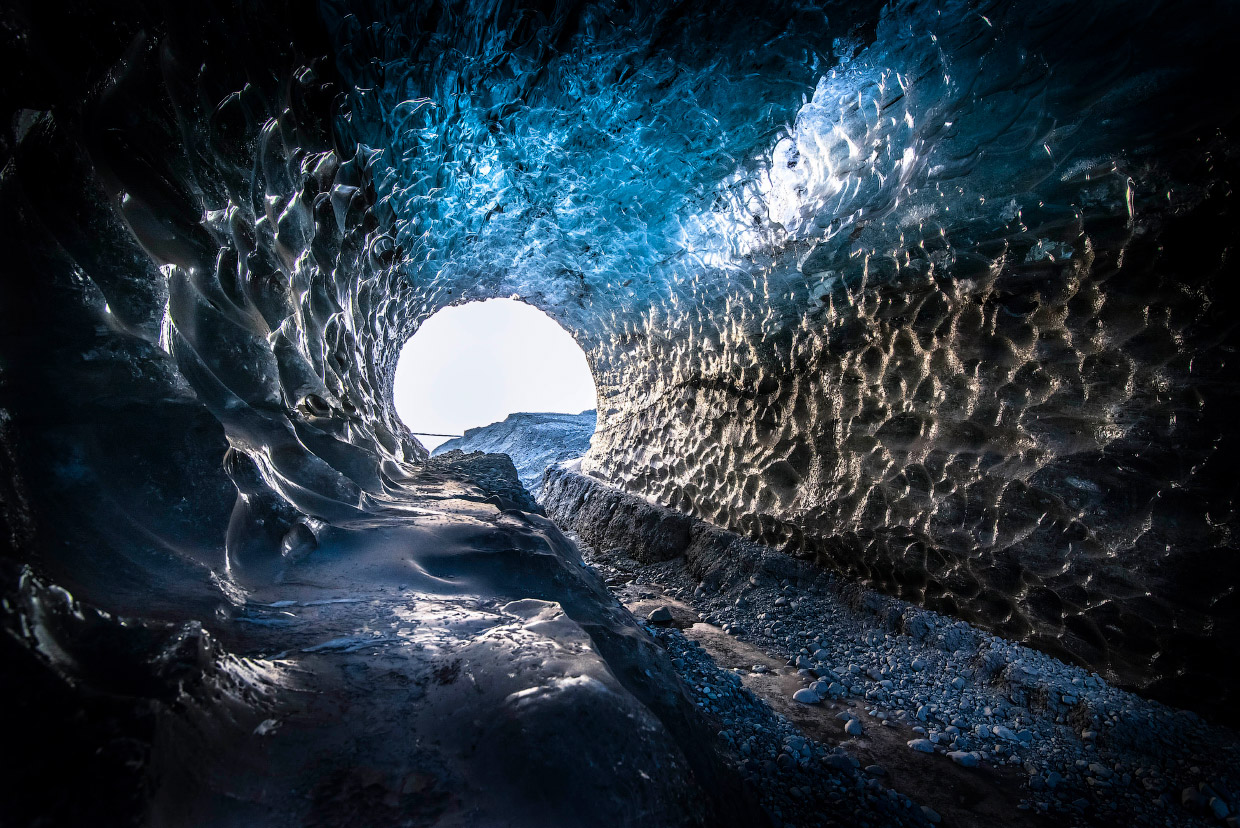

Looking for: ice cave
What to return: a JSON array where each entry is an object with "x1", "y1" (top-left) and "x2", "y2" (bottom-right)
[{"x1": 1, "y1": 0, "x2": 1237, "y2": 826}]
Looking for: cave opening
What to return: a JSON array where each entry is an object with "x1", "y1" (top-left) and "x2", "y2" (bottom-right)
[{"x1": 392, "y1": 298, "x2": 597, "y2": 488}]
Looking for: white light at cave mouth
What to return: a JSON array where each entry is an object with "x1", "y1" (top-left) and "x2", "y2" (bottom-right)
[{"x1": 394, "y1": 298, "x2": 596, "y2": 451}]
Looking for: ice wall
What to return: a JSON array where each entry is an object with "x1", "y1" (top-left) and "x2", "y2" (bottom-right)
[
  {"x1": 323, "y1": 0, "x2": 1240, "y2": 718},
  {"x1": 0, "y1": 0, "x2": 1236, "y2": 749}
]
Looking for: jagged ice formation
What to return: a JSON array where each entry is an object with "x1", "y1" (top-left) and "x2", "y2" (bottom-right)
[{"x1": 0, "y1": 0, "x2": 1238, "y2": 823}]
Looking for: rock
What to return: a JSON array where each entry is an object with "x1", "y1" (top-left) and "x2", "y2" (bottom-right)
[
  {"x1": 824, "y1": 754, "x2": 855, "y2": 772},
  {"x1": 993, "y1": 725, "x2": 1018, "y2": 742},
  {"x1": 948, "y1": 751, "x2": 979, "y2": 767},
  {"x1": 647, "y1": 606, "x2": 674, "y2": 623},
  {"x1": 864, "y1": 764, "x2": 887, "y2": 777},
  {"x1": 845, "y1": 718, "x2": 863, "y2": 736},
  {"x1": 1211, "y1": 797, "x2": 1231, "y2": 819},
  {"x1": 908, "y1": 739, "x2": 935, "y2": 753},
  {"x1": 793, "y1": 688, "x2": 822, "y2": 704},
  {"x1": 921, "y1": 806, "x2": 942, "y2": 823}
]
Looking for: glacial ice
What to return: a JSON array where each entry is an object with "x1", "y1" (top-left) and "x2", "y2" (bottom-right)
[
  {"x1": 320, "y1": 0, "x2": 1240, "y2": 717},
  {"x1": 1, "y1": 0, "x2": 1238, "y2": 823}
]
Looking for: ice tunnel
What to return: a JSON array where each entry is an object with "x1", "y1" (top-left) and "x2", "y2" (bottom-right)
[{"x1": 1, "y1": 0, "x2": 1239, "y2": 825}]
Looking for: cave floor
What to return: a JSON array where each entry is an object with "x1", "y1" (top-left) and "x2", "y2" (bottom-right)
[
  {"x1": 620, "y1": 585, "x2": 1049, "y2": 828},
  {"x1": 566, "y1": 535, "x2": 1240, "y2": 828}
]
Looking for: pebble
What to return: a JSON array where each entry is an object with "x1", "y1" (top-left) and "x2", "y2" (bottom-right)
[
  {"x1": 1212, "y1": 797, "x2": 1231, "y2": 819},
  {"x1": 793, "y1": 688, "x2": 821, "y2": 704},
  {"x1": 584, "y1": 536, "x2": 1240, "y2": 828},
  {"x1": 948, "y1": 751, "x2": 979, "y2": 767},
  {"x1": 647, "y1": 606, "x2": 673, "y2": 623},
  {"x1": 993, "y1": 726, "x2": 1018, "y2": 742}
]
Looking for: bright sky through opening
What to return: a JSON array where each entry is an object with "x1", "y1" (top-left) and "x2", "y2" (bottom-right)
[{"x1": 394, "y1": 299, "x2": 597, "y2": 451}]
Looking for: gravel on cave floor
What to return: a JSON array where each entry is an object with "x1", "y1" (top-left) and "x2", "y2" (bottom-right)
[{"x1": 568, "y1": 534, "x2": 1240, "y2": 828}]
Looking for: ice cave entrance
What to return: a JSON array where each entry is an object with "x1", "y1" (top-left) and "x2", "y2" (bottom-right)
[{"x1": 393, "y1": 298, "x2": 597, "y2": 451}]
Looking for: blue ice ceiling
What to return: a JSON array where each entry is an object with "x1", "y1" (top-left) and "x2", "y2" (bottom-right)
[{"x1": 322, "y1": 0, "x2": 1213, "y2": 323}]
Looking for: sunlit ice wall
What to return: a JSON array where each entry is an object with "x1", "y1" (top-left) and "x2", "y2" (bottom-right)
[
  {"x1": 326, "y1": 0, "x2": 1240, "y2": 720},
  {"x1": 0, "y1": 0, "x2": 1236, "y2": 727}
]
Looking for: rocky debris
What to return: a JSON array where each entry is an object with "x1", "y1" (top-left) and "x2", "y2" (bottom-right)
[
  {"x1": 649, "y1": 625, "x2": 934, "y2": 828},
  {"x1": 551, "y1": 473, "x2": 1240, "y2": 828},
  {"x1": 432, "y1": 411, "x2": 595, "y2": 495}
]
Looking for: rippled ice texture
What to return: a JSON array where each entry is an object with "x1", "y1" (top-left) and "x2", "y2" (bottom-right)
[
  {"x1": 325, "y1": 0, "x2": 1240, "y2": 719},
  {"x1": 1, "y1": 10, "x2": 1238, "y2": 826}
]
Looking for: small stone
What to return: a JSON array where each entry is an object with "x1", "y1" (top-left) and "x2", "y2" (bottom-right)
[
  {"x1": 1088, "y1": 762, "x2": 1112, "y2": 779},
  {"x1": 793, "y1": 688, "x2": 822, "y2": 704},
  {"x1": 948, "y1": 751, "x2": 979, "y2": 768},
  {"x1": 1211, "y1": 797, "x2": 1231, "y2": 819},
  {"x1": 647, "y1": 606, "x2": 673, "y2": 623},
  {"x1": 911, "y1": 659, "x2": 926, "y2": 671},
  {"x1": 845, "y1": 718, "x2": 863, "y2": 736},
  {"x1": 907, "y1": 739, "x2": 935, "y2": 753},
  {"x1": 864, "y1": 764, "x2": 887, "y2": 777},
  {"x1": 825, "y1": 754, "x2": 855, "y2": 772}
]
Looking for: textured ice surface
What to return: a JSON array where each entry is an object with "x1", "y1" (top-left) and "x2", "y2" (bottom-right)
[
  {"x1": 0, "y1": 9, "x2": 1238, "y2": 826},
  {"x1": 318, "y1": 0, "x2": 1240, "y2": 718}
]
